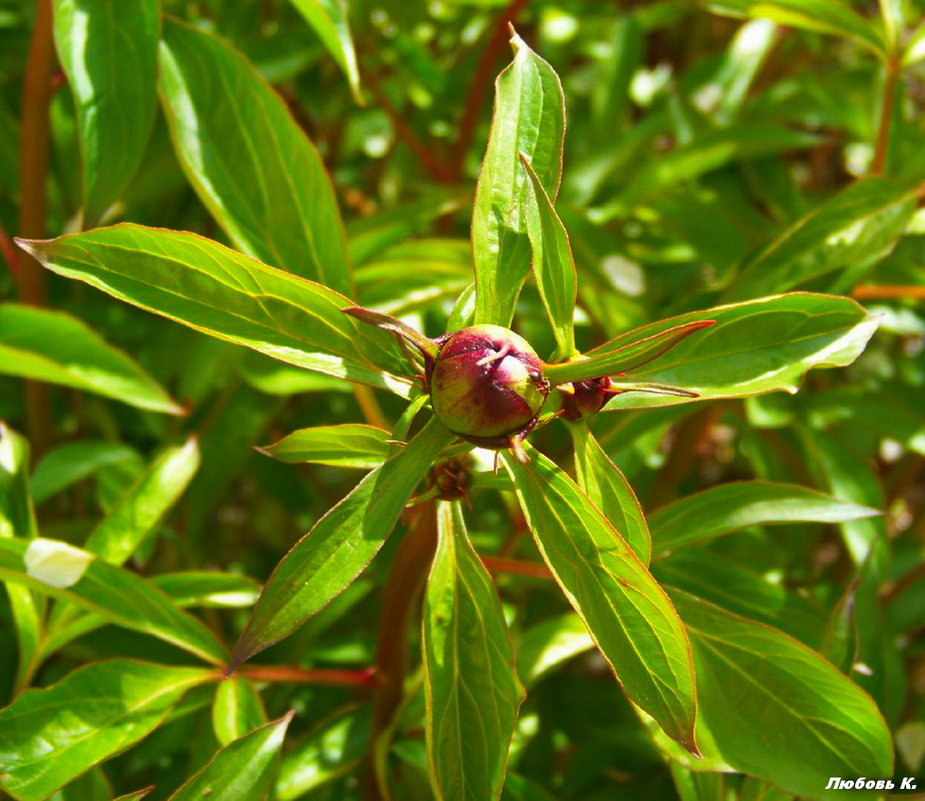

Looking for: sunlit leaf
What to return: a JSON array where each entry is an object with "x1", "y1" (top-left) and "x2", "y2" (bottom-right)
[
  {"x1": 707, "y1": 0, "x2": 887, "y2": 56},
  {"x1": 159, "y1": 18, "x2": 352, "y2": 294},
  {"x1": 473, "y1": 32, "x2": 565, "y2": 327},
  {"x1": 0, "y1": 660, "x2": 214, "y2": 801},
  {"x1": 289, "y1": 0, "x2": 362, "y2": 102},
  {"x1": 83, "y1": 436, "x2": 199, "y2": 565},
  {"x1": 212, "y1": 676, "x2": 267, "y2": 746},
  {"x1": 424, "y1": 501, "x2": 524, "y2": 800},
  {"x1": 522, "y1": 155, "x2": 577, "y2": 359},
  {"x1": 503, "y1": 445, "x2": 698, "y2": 752},
  {"x1": 52, "y1": 0, "x2": 159, "y2": 223},
  {"x1": 0, "y1": 537, "x2": 227, "y2": 664},
  {"x1": 260, "y1": 423, "x2": 390, "y2": 469},
  {"x1": 0, "y1": 424, "x2": 41, "y2": 693},
  {"x1": 649, "y1": 480, "x2": 880, "y2": 556},
  {"x1": 583, "y1": 294, "x2": 876, "y2": 409},
  {"x1": 726, "y1": 176, "x2": 919, "y2": 300},
  {"x1": 569, "y1": 422, "x2": 651, "y2": 563},
  {"x1": 169, "y1": 712, "x2": 292, "y2": 800},
  {"x1": 671, "y1": 590, "x2": 893, "y2": 799},
  {"x1": 231, "y1": 418, "x2": 455, "y2": 668},
  {"x1": 17, "y1": 226, "x2": 412, "y2": 395},
  {"x1": 275, "y1": 705, "x2": 370, "y2": 800},
  {"x1": 0, "y1": 304, "x2": 183, "y2": 414}
]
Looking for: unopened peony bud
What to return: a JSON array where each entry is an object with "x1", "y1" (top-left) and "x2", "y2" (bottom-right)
[
  {"x1": 560, "y1": 376, "x2": 613, "y2": 420},
  {"x1": 427, "y1": 325, "x2": 549, "y2": 448}
]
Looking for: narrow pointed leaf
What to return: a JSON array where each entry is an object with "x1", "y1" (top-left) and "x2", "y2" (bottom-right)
[
  {"x1": 260, "y1": 424, "x2": 390, "y2": 469},
  {"x1": 583, "y1": 294, "x2": 876, "y2": 409},
  {"x1": 671, "y1": 590, "x2": 893, "y2": 799},
  {"x1": 83, "y1": 437, "x2": 199, "y2": 565},
  {"x1": 649, "y1": 481, "x2": 881, "y2": 556},
  {"x1": 40, "y1": 572, "x2": 260, "y2": 660},
  {"x1": 0, "y1": 537, "x2": 227, "y2": 664},
  {"x1": 0, "y1": 660, "x2": 214, "y2": 801},
  {"x1": 17, "y1": 226, "x2": 412, "y2": 396},
  {"x1": 31, "y1": 441, "x2": 139, "y2": 504},
  {"x1": 424, "y1": 501, "x2": 524, "y2": 801},
  {"x1": 232, "y1": 419, "x2": 455, "y2": 668},
  {"x1": 726, "y1": 176, "x2": 919, "y2": 300},
  {"x1": 289, "y1": 0, "x2": 362, "y2": 102},
  {"x1": 113, "y1": 790, "x2": 154, "y2": 801},
  {"x1": 159, "y1": 18, "x2": 351, "y2": 294},
  {"x1": 0, "y1": 304, "x2": 183, "y2": 414},
  {"x1": 516, "y1": 613, "x2": 594, "y2": 687},
  {"x1": 569, "y1": 422, "x2": 651, "y2": 563},
  {"x1": 708, "y1": 0, "x2": 887, "y2": 56},
  {"x1": 275, "y1": 705, "x2": 371, "y2": 800},
  {"x1": 522, "y1": 154, "x2": 577, "y2": 359},
  {"x1": 543, "y1": 320, "x2": 715, "y2": 385},
  {"x1": 503, "y1": 445, "x2": 697, "y2": 751},
  {"x1": 169, "y1": 712, "x2": 292, "y2": 800},
  {"x1": 0, "y1": 424, "x2": 41, "y2": 692},
  {"x1": 212, "y1": 677, "x2": 268, "y2": 746},
  {"x1": 473, "y1": 32, "x2": 565, "y2": 327},
  {"x1": 52, "y1": 0, "x2": 159, "y2": 224}
]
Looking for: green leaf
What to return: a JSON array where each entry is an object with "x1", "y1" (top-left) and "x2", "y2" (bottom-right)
[
  {"x1": 17, "y1": 226, "x2": 412, "y2": 396},
  {"x1": 0, "y1": 303, "x2": 183, "y2": 414},
  {"x1": 503, "y1": 445, "x2": 698, "y2": 752},
  {"x1": 726, "y1": 176, "x2": 919, "y2": 300},
  {"x1": 169, "y1": 712, "x2": 292, "y2": 801},
  {"x1": 521, "y1": 154, "x2": 577, "y2": 359},
  {"x1": 260, "y1": 423, "x2": 390, "y2": 469},
  {"x1": 671, "y1": 590, "x2": 893, "y2": 799},
  {"x1": 649, "y1": 480, "x2": 880, "y2": 556},
  {"x1": 0, "y1": 660, "x2": 214, "y2": 801},
  {"x1": 0, "y1": 537, "x2": 227, "y2": 665},
  {"x1": 31, "y1": 441, "x2": 139, "y2": 504},
  {"x1": 275, "y1": 705, "x2": 371, "y2": 800},
  {"x1": 543, "y1": 320, "x2": 715, "y2": 385},
  {"x1": 821, "y1": 579, "x2": 860, "y2": 674},
  {"x1": 582, "y1": 294, "x2": 876, "y2": 410},
  {"x1": 52, "y1": 0, "x2": 159, "y2": 224},
  {"x1": 653, "y1": 550, "x2": 824, "y2": 646},
  {"x1": 707, "y1": 0, "x2": 887, "y2": 57},
  {"x1": 40, "y1": 571, "x2": 260, "y2": 659},
  {"x1": 473, "y1": 32, "x2": 565, "y2": 327},
  {"x1": 569, "y1": 422, "x2": 651, "y2": 563},
  {"x1": 593, "y1": 125, "x2": 823, "y2": 218},
  {"x1": 158, "y1": 18, "x2": 352, "y2": 294},
  {"x1": 289, "y1": 0, "x2": 362, "y2": 102},
  {"x1": 83, "y1": 436, "x2": 199, "y2": 565},
  {"x1": 212, "y1": 676, "x2": 267, "y2": 746},
  {"x1": 904, "y1": 18, "x2": 925, "y2": 65},
  {"x1": 424, "y1": 501, "x2": 524, "y2": 801},
  {"x1": 516, "y1": 613, "x2": 594, "y2": 686},
  {"x1": 0, "y1": 424, "x2": 41, "y2": 693},
  {"x1": 231, "y1": 418, "x2": 455, "y2": 668}
]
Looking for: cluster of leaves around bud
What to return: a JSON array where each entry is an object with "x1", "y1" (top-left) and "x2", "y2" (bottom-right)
[{"x1": 343, "y1": 307, "x2": 615, "y2": 461}]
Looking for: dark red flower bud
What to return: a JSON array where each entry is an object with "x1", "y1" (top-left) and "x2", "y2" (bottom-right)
[
  {"x1": 560, "y1": 375, "x2": 613, "y2": 420},
  {"x1": 427, "y1": 325, "x2": 549, "y2": 449}
]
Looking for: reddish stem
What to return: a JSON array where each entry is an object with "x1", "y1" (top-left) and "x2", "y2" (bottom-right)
[
  {"x1": 365, "y1": 75, "x2": 454, "y2": 184},
  {"x1": 481, "y1": 554, "x2": 552, "y2": 579},
  {"x1": 448, "y1": 0, "x2": 530, "y2": 181},
  {"x1": 872, "y1": 56, "x2": 899, "y2": 175},
  {"x1": 241, "y1": 665, "x2": 380, "y2": 687},
  {"x1": 852, "y1": 285, "x2": 925, "y2": 300},
  {"x1": 17, "y1": 0, "x2": 55, "y2": 458}
]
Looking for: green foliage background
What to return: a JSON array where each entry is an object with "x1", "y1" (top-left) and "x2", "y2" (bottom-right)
[{"x1": 1, "y1": 0, "x2": 924, "y2": 799}]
